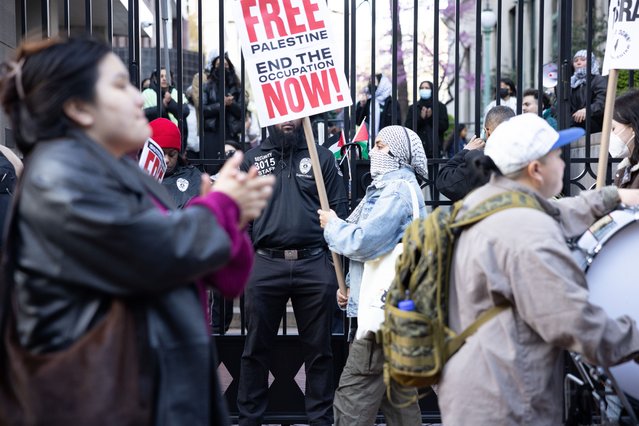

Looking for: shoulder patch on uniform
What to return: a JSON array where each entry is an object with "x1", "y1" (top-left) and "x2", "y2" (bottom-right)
[
  {"x1": 176, "y1": 177, "x2": 189, "y2": 192},
  {"x1": 299, "y1": 157, "x2": 312, "y2": 174}
]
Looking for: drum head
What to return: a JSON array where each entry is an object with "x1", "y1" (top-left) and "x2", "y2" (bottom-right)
[{"x1": 586, "y1": 219, "x2": 639, "y2": 400}]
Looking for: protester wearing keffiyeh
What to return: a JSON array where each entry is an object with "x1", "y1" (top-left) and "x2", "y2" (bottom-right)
[
  {"x1": 571, "y1": 49, "x2": 600, "y2": 89},
  {"x1": 347, "y1": 125, "x2": 428, "y2": 223},
  {"x1": 569, "y1": 50, "x2": 607, "y2": 133}
]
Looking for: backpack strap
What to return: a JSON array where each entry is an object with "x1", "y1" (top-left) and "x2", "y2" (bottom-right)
[
  {"x1": 396, "y1": 180, "x2": 420, "y2": 221},
  {"x1": 450, "y1": 191, "x2": 542, "y2": 230},
  {"x1": 444, "y1": 304, "x2": 510, "y2": 359},
  {"x1": 443, "y1": 191, "x2": 542, "y2": 358}
]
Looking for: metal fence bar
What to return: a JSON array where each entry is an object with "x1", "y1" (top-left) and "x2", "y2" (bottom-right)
[
  {"x1": 515, "y1": 0, "x2": 523, "y2": 113},
  {"x1": 84, "y1": 0, "x2": 92, "y2": 35},
  {"x1": 127, "y1": 0, "x2": 135, "y2": 85},
  {"x1": 197, "y1": 0, "x2": 204, "y2": 160},
  {"x1": 369, "y1": 0, "x2": 376, "y2": 143},
  {"x1": 20, "y1": 0, "x2": 26, "y2": 38},
  {"x1": 41, "y1": 0, "x2": 49, "y2": 39},
  {"x1": 536, "y1": 0, "x2": 544, "y2": 118},
  {"x1": 176, "y1": 0, "x2": 184, "y2": 147},
  {"x1": 391, "y1": 0, "x2": 398, "y2": 125},
  {"x1": 63, "y1": 0, "x2": 70, "y2": 36},
  {"x1": 474, "y1": 0, "x2": 482, "y2": 135},
  {"x1": 217, "y1": 0, "x2": 226, "y2": 157},
  {"x1": 154, "y1": 0, "x2": 162, "y2": 119},
  {"x1": 410, "y1": 0, "x2": 417, "y2": 145},
  {"x1": 453, "y1": 0, "x2": 460, "y2": 158},
  {"x1": 133, "y1": 0, "x2": 140, "y2": 87},
  {"x1": 433, "y1": 0, "x2": 439, "y2": 152},
  {"x1": 107, "y1": 0, "x2": 113, "y2": 45},
  {"x1": 495, "y1": 0, "x2": 502, "y2": 106},
  {"x1": 558, "y1": 0, "x2": 572, "y2": 194}
]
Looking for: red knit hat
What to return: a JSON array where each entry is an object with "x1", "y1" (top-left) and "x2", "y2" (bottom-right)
[{"x1": 149, "y1": 118, "x2": 181, "y2": 151}]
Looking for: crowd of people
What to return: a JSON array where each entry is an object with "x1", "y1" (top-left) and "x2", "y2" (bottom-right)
[{"x1": 0, "y1": 35, "x2": 638, "y2": 426}]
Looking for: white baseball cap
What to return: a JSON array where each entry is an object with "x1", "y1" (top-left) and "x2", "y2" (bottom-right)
[{"x1": 485, "y1": 113, "x2": 585, "y2": 175}]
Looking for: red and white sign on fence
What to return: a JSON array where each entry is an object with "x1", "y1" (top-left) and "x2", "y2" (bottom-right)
[
  {"x1": 139, "y1": 138, "x2": 167, "y2": 182},
  {"x1": 234, "y1": 0, "x2": 352, "y2": 126}
]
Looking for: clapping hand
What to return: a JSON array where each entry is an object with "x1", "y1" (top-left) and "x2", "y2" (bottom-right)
[{"x1": 207, "y1": 153, "x2": 275, "y2": 228}]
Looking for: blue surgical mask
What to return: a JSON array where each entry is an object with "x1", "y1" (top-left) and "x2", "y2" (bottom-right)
[{"x1": 419, "y1": 89, "x2": 432, "y2": 100}]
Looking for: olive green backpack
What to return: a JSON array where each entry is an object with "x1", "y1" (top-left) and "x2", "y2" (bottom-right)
[{"x1": 381, "y1": 191, "x2": 542, "y2": 404}]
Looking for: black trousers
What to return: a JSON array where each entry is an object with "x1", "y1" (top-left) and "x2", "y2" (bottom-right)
[{"x1": 237, "y1": 251, "x2": 337, "y2": 426}]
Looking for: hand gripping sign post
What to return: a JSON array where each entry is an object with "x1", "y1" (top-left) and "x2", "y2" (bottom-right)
[
  {"x1": 598, "y1": 1, "x2": 639, "y2": 188},
  {"x1": 234, "y1": 0, "x2": 352, "y2": 295}
]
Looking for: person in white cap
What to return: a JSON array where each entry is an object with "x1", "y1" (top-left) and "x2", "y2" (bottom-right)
[{"x1": 437, "y1": 113, "x2": 639, "y2": 425}]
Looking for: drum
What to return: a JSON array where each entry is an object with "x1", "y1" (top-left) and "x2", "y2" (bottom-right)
[{"x1": 572, "y1": 207, "x2": 639, "y2": 401}]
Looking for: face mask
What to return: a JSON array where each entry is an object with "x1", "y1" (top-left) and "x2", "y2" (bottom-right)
[
  {"x1": 369, "y1": 150, "x2": 397, "y2": 179},
  {"x1": 499, "y1": 88, "x2": 510, "y2": 99},
  {"x1": 419, "y1": 89, "x2": 432, "y2": 100},
  {"x1": 609, "y1": 129, "x2": 633, "y2": 159},
  {"x1": 574, "y1": 67, "x2": 587, "y2": 79}
]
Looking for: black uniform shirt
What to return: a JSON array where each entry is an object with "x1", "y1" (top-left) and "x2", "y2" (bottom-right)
[{"x1": 242, "y1": 136, "x2": 348, "y2": 249}]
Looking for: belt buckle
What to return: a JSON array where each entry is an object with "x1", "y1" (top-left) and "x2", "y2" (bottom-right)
[{"x1": 284, "y1": 249, "x2": 298, "y2": 260}]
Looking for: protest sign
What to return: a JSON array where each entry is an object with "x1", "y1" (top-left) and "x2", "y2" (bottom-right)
[
  {"x1": 603, "y1": 0, "x2": 639, "y2": 74},
  {"x1": 234, "y1": 0, "x2": 352, "y2": 126},
  {"x1": 139, "y1": 138, "x2": 167, "y2": 182},
  {"x1": 597, "y1": 1, "x2": 639, "y2": 186}
]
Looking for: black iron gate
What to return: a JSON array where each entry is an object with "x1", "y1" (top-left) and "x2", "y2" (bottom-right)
[{"x1": 7, "y1": 0, "x2": 624, "y2": 423}]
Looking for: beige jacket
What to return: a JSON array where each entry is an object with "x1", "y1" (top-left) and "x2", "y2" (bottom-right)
[{"x1": 438, "y1": 175, "x2": 639, "y2": 425}]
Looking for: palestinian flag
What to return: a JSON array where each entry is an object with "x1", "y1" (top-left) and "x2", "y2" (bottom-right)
[
  {"x1": 324, "y1": 131, "x2": 345, "y2": 159},
  {"x1": 351, "y1": 123, "x2": 369, "y2": 160}
]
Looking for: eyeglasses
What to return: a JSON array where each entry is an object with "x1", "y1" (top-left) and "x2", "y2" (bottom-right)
[{"x1": 225, "y1": 150, "x2": 236, "y2": 159}]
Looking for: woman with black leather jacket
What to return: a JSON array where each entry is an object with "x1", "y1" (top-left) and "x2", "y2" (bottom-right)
[
  {"x1": 0, "y1": 37, "x2": 274, "y2": 426},
  {"x1": 202, "y1": 54, "x2": 244, "y2": 158}
]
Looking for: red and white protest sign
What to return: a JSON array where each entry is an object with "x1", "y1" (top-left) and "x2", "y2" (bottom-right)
[
  {"x1": 234, "y1": 0, "x2": 352, "y2": 126},
  {"x1": 139, "y1": 137, "x2": 167, "y2": 182}
]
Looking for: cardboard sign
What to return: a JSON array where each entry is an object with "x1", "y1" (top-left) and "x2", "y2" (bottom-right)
[
  {"x1": 139, "y1": 138, "x2": 167, "y2": 182},
  {"x1": 603, "y1": 1, "x2": 639, "y2": 74},
  {"x1": 233, "y1": 0, "x2": 352, "y2": 126}
]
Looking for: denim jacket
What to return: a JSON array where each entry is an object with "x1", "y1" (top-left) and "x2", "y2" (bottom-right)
[{"x1": 323, "y1": 167, "x2": 427, "y2": 317}]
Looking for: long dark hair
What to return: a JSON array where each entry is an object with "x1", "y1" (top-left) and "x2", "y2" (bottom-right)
[
  {"x1": 613, "y1": 89, "x2": 639, "y2": 166},
  {"x1": 0, "y1": 37, "x2": 111, "y2": 155},
  {"x1": 496, "y1": 77, "x2": 516, "y2": 100},
  {"x1": 207, "y1": 54, "x2": 240, "y2": 87}
]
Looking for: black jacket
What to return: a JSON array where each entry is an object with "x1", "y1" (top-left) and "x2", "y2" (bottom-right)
[
  {"x1": 436, "y1": 149, "x2": 488, "y2": 202},
  {"x1": 202, "y1": 78, "x2": 244, "y2": 140},
  {"x1": 162, "y1": 164, "x2": 202, "y2": 209},
  {"x1": 404, "y1": 99, "x2": 449, "y2": 159},
  {"x1": 570, "y1": 74, "x2": 607, "y2": 133},
  {"x1": 242, "y1": 135, "x2": 348, "y2": 249},
  {"x1": 4, "y1": 131, "x2": 231, "y2": 425}
]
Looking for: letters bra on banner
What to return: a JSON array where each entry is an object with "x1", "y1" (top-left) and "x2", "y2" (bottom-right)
[
  {"x1": 603, "y1": 1, "x2": 639, "y2": 74},
  {"x1": 234, "y1": 0, "x2": 352, "y2": 126}
]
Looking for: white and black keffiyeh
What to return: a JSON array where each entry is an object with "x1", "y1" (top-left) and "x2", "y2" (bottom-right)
[
  {"x1": 371, "y1": 75, "x2": 393, "y2": 137},
  {"x1": 571, "y1": 50, "x2": 600, "y2": 89},
  {"x1": 378, "y1": 125, "x2": 428, "y2": 181},
  {"x1": 346, "y1": 125, "x2": 428, "y2": 223}
]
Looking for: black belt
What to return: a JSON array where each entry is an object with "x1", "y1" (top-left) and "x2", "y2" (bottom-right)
[{"x1": 256, "y1": 247, "x2": 326, "y2": 260}]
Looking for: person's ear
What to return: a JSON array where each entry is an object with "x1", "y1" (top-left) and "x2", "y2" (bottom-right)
[
  {"x1": 526, "y1": 160, "x2": 544, "y2": 187},
  {"x1": 63, "y1": 99, "x2": 95, "y2": 128}
]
